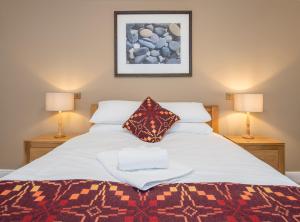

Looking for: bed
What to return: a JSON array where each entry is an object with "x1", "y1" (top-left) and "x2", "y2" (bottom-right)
[{"x1": 1, "y1": 104, "x2": 299, "y2": 221}]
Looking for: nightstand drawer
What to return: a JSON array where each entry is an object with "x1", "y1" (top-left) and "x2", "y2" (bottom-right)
[
  {"x1": 242, "y1": 145, "x2": 283, "y2": 151},
  {"x1": 29, "y1": 147, "x2": 54, "y2": 162},
  {"x1": 25, "y1": 135, "x2": 77, "y2": 164},
  {"x1": 224, "y1": 135, "x2": 285, "y2": 174},
  {"x1": 241, "y1": 144, "x2": 284, "y2": 173},
  {"x1": 248, "y1": 149, "x2": 279, "y2": 170},
  {"x1": 30, "y1": 142, "x2": 63, "y2": 148}
]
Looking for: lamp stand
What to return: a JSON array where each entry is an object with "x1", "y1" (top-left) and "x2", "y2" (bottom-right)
[
  {"x1": 242, "y1": 112, "x2": 254, "y2": 139},
  {"x1": 55, "y1": 111, "x2": 66, "y2": 138}
]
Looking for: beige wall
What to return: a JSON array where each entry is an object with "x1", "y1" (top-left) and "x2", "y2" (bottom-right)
[{"x1": 0, "y1": 0, "x2": 300, "y2": 170}]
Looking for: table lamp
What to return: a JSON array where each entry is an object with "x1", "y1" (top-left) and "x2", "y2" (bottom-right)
[
  {"x1": 46, "y1": 92, "x2": 74, "y2": 138},
  {"x1": 234, "y1": 93, "x2": 263, "y2": 139}
]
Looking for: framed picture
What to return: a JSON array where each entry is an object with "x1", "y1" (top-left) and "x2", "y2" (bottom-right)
[{"x1": 114, "y1": 11, "x2": 192, "y2": 77}]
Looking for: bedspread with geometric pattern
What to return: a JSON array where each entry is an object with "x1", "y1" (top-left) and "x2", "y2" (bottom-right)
[{"x1": 0, "y1": 180, "x2": 299, "y2": 222}]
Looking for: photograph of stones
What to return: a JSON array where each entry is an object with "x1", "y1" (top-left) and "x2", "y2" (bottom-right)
[{"x1": 126, "y1": 23, "x2": 181, "y2": 64}]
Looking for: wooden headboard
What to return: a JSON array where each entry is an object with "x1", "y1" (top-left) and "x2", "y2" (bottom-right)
[{"x1": 90, "y1": 104, "x2": 219, "y2": 133}]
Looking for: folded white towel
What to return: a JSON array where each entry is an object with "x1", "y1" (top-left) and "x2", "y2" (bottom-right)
[
  {"x1": 118, "y1": 147, "x2": 169, "y2": 171},
  {"x1": 97, "y1": 151, "x2": 193, "y2": 190}
]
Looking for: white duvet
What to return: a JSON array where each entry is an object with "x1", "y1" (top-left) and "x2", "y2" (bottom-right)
[{"x1": 3, "y1": 130, "x2": 297, "y2": 187}]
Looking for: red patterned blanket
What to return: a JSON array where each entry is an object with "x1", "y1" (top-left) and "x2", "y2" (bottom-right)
[{"x1": 0, "y1": 180, "x2": 299, "y2": 222}]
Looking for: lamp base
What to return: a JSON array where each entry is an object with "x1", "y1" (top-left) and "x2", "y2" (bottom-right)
[
  {"x1": 54, "y1": 134, "x2": 66, "y2": 139},
  {"x1": 242, "y1": 134, "x2": 255, "y2": 139},
  {"x1": 55, "y1": 111, "x2": 65, "y2": 139}
]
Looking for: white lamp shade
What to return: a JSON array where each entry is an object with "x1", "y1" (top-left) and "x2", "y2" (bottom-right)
[
  {"x1": 46, "y1": 93, "x2": 74, "y2": 111},
  {"x1": 234, "y1": 93, "x2": 263, "y2": 112}
]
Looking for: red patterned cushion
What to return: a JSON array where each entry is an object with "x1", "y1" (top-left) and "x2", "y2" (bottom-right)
[{"x1": 123, "y1": 97, "x2": 180, "y2": 143}]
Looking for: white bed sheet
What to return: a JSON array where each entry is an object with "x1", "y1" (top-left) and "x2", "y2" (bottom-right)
[{"x1": 3, "y1": 131, "x2": 297, "y2": 186}]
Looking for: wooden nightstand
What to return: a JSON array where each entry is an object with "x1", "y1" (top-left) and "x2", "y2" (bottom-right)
[
  {"x1": 224, "y1": 135, "x2": 285, "y2": 174},
  {"x1": 24, "y1": 135, "x2": 76, "y2": 163}
]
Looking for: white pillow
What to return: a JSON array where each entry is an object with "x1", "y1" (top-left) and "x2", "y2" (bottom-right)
[
  {"x1": 167, "y1": 123, "x2": 213, "y2": 134},
  {"x1": 90, "y1": 100, "x2": 140, "y2": 124},
  {"x1": 89, "y1": 123, "x2": 212, "y2": 135},
  {"x1": 90, "y1": 100, "x2": 211, "y2": 124},
  {"x1": 161, "y1": 102, "x2": 211, "y2": 123}
]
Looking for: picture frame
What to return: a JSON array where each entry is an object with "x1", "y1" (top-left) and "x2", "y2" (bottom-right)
[{"x1": 114, "y1": 11, "x2": 192, "y2": 77}]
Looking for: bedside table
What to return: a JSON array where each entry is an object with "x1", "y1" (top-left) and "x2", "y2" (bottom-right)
[
  {"x1": 24, "y1": 135, "x2": 76, "y2": 163},
  {"x1": 224, "y1": 135, "x2": 285, "y2": 174}
]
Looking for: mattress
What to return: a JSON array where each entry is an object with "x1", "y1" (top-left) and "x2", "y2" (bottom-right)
[{"x1": 3, "y1": 130, "x2": 297, "y2": 187}]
